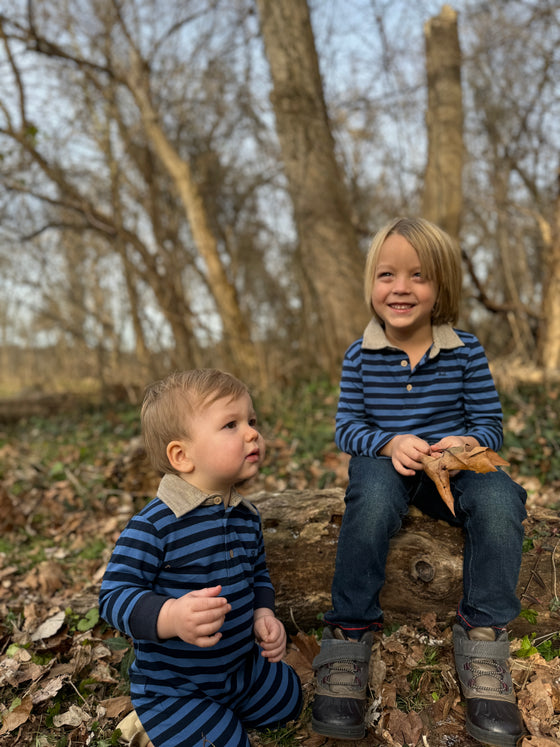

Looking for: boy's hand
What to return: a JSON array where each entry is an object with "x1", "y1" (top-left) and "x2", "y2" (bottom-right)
[
  {"x1": 157, "y1": 585, "x2": 231, "y2": 647},
  {"x1": 430, "y1": 436, "x2": 481, "y2": 476},
  {"x1": 254, "y1": 610, "x2": 287, "y2": 662},
  {"x1": 380, "y1": 434, "x2": 431, "y2": 476},
  {"x1": 431, "y1": 435, "x2": 480, "y2": 452}
]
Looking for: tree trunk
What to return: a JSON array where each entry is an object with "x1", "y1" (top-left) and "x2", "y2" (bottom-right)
[
  {"x1": 125, "y1": 56, "x2": 260, "y2": 382},
  {"x1": 250, "y1": 488, "x2": 560, "y2": 639},
  {"x1": 422, "y1": 5, "x2": 463, "y2": 240},
  {"x1": 255, "y1": 0, "x2": 369, "y2": 378},
  {"x1": 537, "y1": 170, "x2": 560, "y2": 371}
]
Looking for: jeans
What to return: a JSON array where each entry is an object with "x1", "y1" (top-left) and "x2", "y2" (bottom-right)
[{"x1": 324, "y1": 456, "x2": 527, "y2": 634}]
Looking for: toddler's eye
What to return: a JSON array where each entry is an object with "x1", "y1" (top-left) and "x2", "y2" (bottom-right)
[
  {"x1": 249, "y1": 417, "x2": 258, "y2": 427},
  {"x1": 224, "y1": 421, "x2": 237, "y2": 429}
]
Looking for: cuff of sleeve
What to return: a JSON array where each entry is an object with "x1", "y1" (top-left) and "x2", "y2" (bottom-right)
[
  {"x1": 254, "y1": 586, "x2": 275, "y2": 614},
  {"x1": 129, "y1": 593, "x2": 171, "y2": 641}
]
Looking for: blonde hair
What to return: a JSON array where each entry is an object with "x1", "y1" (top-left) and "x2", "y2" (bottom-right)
[
  {"x1": 141, "y1": 368, "x2": 249, "y2": 475},
  {"x1": 364, "y1": 217, "x2": 462, "y2": 325}
]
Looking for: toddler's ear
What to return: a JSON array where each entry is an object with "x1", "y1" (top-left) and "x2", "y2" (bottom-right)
[{"x1": 166, "y1": 440, "x2": 194, "y2": 473}]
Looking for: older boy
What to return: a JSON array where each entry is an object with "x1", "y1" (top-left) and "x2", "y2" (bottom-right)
[{"x1": 99, "y1": 369, "x2": 302, "y2": 747}]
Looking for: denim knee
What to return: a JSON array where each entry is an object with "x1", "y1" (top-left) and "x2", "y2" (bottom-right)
[
  {"x1": 344, "y1": 456, "x2": 411, "y2": 534},
  {"x1": 454, "y1": 469, "x2": 527, "y2": 532}
]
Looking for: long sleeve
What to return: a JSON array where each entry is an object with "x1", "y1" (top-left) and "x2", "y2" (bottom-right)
[
  {"x1": 99, "y1": 510, "x2": 171, "y2": 641},
  {"x1": 335, "y1": 340, "x2": 396, "y2": 456}
]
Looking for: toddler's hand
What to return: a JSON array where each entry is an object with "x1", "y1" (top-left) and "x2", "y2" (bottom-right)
[
  {"x1": 254, "y1": 611, "x2": 287, "y2": 663},
  {"x1": 157, "y1": 585, "x2": 231, "y2": 647}
]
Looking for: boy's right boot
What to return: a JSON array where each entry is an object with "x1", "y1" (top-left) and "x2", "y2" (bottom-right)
[
  {"x1": 453, "y1": 624, "x2": 526, "y2": 747},
  {"x1": 311, "y1": 627, "x2": 373, "y2": 740}
]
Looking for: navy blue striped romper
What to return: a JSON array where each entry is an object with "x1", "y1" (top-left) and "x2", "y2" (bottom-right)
[{"x1": 99, "y1": 474, "x2": 302, "y2": 746}]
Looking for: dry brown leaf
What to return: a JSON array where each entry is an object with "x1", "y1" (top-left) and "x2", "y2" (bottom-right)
[
  {"x1": 0, "y1": 486, "x2": 25, "y2": 531},
  {"x1": 420, "y1": 444, "x2": 509, "y2": 515},
  {"x1": 52, "y1": 704, "x2": 90, "y2": 727},
  {"x1": 382, "y1": 707, "x2": 424, "y2": 746},
  {"x1": 31, "y1": 674, "x2": 67, "y2": 704},
  {"x1": 518, "y1": 663, "x2": 560, "y2": 739},
  {"x1": 23, "y1": 560, "x2": 66, "y2": 596},
  {"x1": 284, "y1": 632, "x2": 320, "y2": 684},
  {"x1": 419, "y1": 611, "x2": 438, "y2": 635},
  {"x1": 98, "y1": 695, "x2": 132, "y2": 719},
  {"x1": 31, "y1": 610, "x2": 66, "y2": 641},
  {"x1": 521, "y1": 738, "x2": 560, "y2": 747},
  {"x1": 0, "y1": 695, "x2": 32, "y2": 735},
  {"x1": 289, "y1": 631, "x2": 320, "y2": 664}
]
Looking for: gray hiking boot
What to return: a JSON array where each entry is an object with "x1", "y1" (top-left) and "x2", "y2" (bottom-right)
[
  {"x1": 453, "y1": 624, "x2": 526, "y2": 747},
  {"x1": 311, "y1": 627, "x2": 373, "y2": 740}
]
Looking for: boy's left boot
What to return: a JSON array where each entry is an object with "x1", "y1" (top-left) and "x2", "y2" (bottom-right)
[
  {"x1": 453, "y1": 624, "x2": 527, "y2": 747},
  {"x1": 311, "y1": 627, "x2": 373, "y2": 740}
]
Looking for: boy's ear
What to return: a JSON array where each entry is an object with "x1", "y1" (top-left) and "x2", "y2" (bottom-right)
[{"x1": 167, "y1": 440, "x2": 194, "y2": 473}]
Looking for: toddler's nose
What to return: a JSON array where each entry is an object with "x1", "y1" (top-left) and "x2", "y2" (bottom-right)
[{"x1": 246, "y1": 425, "x2": 259, "y2": 440}]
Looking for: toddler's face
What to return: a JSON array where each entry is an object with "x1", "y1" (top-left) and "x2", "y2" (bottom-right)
[{"x1": 179, "y1": 392, "x2": 264, "y2": 494}]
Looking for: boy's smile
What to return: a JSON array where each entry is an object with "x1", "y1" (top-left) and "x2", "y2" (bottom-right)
[{"x1": 371, "y1": 233, "x2": 437, "y2": 344}]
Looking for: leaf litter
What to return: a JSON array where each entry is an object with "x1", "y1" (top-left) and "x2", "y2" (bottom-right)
[{"x1": 0, "y1": 400, "x2": 559, "y2": 745}]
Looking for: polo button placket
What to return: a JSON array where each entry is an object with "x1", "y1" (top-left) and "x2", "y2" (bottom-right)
[{"x1": 398, "y1": 357, "x2": 412, "y2": 391}]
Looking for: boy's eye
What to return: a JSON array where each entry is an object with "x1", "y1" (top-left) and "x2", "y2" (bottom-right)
[
  {"x1": 249, "y1": 417, "x2": 258, "y2": 427},
  {"x1": 224, "y1": 421, "x2": 237, "y2": 429}
]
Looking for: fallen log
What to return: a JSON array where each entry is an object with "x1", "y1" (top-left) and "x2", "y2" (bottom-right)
[{"x1": 249, "y1": 488, "x2": 560, "y2": 638}]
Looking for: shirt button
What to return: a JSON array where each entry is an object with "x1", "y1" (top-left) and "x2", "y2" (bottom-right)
[
  {"x1": 213, "y1": 496, "x2": 221, "y2": 504},
  {"x1": 230, "y1": 550, "x2": 234, "y2": 559},
  {"x1": 406, "y1": 384, "x2": 413, "y2": 392},
  {"x1": 401, "y1": 359, "x2": 408, "y2": 367}
]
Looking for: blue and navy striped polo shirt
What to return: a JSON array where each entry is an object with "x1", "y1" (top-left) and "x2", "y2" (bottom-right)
[
  {"x1": 99, "y1": 474, "x2": 275, "y2": 697},
  {"x1": 335, "y1": 320, "x2": 503, "y2": 457}
]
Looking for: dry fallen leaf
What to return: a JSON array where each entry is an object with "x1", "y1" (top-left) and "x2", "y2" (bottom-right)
[
  {"x1": 420, "y1": 444, "x2": 509, "y2": 515},
  {"x1": 98, "y1": 695, "x2": 133, "y2": 719},
  {"x1": 0, "y1": 695, "x2": 32, "y2": 735},
  {"x1": 284, "y1": 631, "x2": 320, "y2": 685},
  {"x1": 52, "y1": 704, "x2": 91, "y2": 728},
  {"x1": 31, "y1": 609, "x2": 66, "y2": 642},
  {"x1": 31, "y1": 674, "x2": 68, "y2": 704}
]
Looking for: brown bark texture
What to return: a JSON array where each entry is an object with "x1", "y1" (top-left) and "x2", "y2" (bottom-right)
[
  {"x1": 422, "y1": 5, "x2": 464, "y2": 240},
  {"x1": 256, "y1": 0, "x2": 370, "y2": 376},
  {"x1": 537, "y1": 170, "x2": 560, "y2": 370}
]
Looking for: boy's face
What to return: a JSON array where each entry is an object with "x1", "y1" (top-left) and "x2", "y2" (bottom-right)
[
  {"x1": 173, "y1": 392, "x2": 265, "y2": 494},
  {"x1": 371, "y1": 233, "x2": 437, "y2": 342}
]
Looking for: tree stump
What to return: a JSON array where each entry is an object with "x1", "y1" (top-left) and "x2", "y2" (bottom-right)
[{"x1": 249, "y1": 488, "x2": 560, "y2": 638}]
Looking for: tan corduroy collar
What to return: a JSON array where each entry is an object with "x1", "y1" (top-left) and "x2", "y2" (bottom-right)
[
  {"x1": 361, "y1": 318, "x2": 464, "y2": 359},
  {"x1": 156, "y1": 473, "x2": 257, "y2": 518}
]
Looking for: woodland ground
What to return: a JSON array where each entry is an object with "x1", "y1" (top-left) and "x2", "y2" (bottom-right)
[{"x1": 0, "y1": 381, "x2": 559, "y2": 746}]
